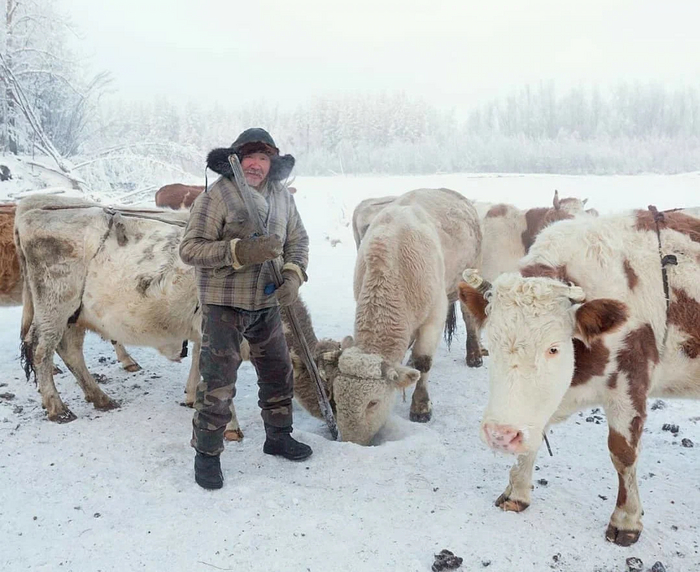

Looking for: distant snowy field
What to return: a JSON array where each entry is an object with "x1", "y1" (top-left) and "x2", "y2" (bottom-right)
[{"x1": 0, "y1": 168, "x2": 699, "y2": 572}]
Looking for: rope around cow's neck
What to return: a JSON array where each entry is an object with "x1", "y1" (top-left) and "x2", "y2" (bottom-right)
[{"x1": 648, "y1": 205, "x2": 680, "y2": 348}]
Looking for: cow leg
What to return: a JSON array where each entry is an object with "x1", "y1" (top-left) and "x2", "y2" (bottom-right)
[
  {"x1": 496, "y1": 451, "x2": 537, "y2": 512},
  {"x1": 461, "y1": 301, "x2": 484, "y2": 368},
  {"x1": 29, "y1": 325, "x2": 75, "y2": 423},
  {"x1": 224, "y1": 404, "x2": 243, "y2": 442},
  {"x1": 604, "y1": 406, "x2": 645, "y2": 546},
  {"x1": 56, "y1": 325, "x2": 119, "y2": 411},
  {"x1": 408, "y1": 298, "x2": 446, "y2": 423},
  {"x1": 111, "y1": 341, "x2": 141, "y2": 372},
  {"x1": 184, "y1": 340, "x2": 201, "y2": 406}
]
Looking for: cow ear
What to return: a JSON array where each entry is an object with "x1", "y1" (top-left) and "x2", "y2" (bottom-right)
[
  {"x1": 573, "y1": 299, "x2": 628, "y2": 346},
  {"x1": 458, "y1": 282, "x2": 488, "y2": 328},
  {"x1": 319, "y1": 349, "x2": 342, "y2": 368},
  {"x1": 384, "y1": 364, "x2": 420, "y2": 389}
]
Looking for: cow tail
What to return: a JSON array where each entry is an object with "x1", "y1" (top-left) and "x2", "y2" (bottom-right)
[
  {"x1": 443, "y1": 301, "x2": 457, "y2": 350},
  {"x1": 15, "y1": 227, "x2": 36, "y2": 383}
]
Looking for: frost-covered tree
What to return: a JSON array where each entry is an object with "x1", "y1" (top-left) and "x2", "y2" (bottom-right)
[{"x1": 0, "y1": 0, "x2": 111, "y2": 190}]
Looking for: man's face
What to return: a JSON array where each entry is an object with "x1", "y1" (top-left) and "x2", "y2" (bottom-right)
[{"x1": 241, "y1": 152, "x2": 271, "y2": 188}]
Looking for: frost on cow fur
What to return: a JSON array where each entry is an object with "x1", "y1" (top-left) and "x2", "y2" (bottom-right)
[{"x1": 338, "y1": 346, "x2": 385, "y2": 379}]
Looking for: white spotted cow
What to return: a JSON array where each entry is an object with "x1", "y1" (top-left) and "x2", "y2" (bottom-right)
[{"x1": 459, "y1": 208, "x2": 700, "y2": 545}]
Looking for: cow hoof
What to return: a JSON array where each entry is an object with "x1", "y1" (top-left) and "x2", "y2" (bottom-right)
[
  {"x1": 94, "y1": 398, "x2": 120, "y2": 411},
  {"x1": 49, "y1": 409, "x2": 77, "y2": 423},
  {"x1": 224, "y1": 428, "x2": 244, "y2": 442},
  {"x1": 409, "y1": 410, "x2": 432, "y2": 423},
  {"x1": 52, "y1": 364, "x2": 64, "y2": 375},
  {"x1": 124, "y1": 363, "x2": 141, "y2": 373},
  {"x1": 605, "y1": 525, "x2": 641, "y2": 546},
  {"x1": 466, "y1": 355, "x2": 483, "y2": 368},
  {"x1": 481, "y1": 348, "x2": 489, "y2": 357},
  {"x1": 180, "y1": 400, "x2": 194, "y2": 408},
  {"x1": 495, "y1": 493, "x2": 530, "y2": 512}
]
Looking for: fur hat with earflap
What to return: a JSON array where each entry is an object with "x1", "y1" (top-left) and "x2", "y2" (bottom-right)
[{"x1": 206, "y1": 127, "x2": 295, "y2": 181}]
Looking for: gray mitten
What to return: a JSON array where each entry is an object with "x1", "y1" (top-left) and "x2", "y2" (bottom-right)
[{"x1": 233, "y1": 234, "x2": 283, "y2": 266}]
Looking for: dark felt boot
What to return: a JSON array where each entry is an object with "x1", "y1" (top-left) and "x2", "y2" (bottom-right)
[
  {"x1": 263, "y1": 427, "x2": 313, "y2": 461},
  {"x1": 194, "y1": 452, "x2": 223, "y2": 490}
]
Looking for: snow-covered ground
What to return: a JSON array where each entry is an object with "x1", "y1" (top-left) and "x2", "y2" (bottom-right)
[{"x1": 0, "y1": 169, "x2": 699, "y2": 572}]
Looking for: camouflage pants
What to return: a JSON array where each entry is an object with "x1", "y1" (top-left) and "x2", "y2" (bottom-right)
[{"x1": 192, "y1": 303, "x2": 294, "y2": 456}]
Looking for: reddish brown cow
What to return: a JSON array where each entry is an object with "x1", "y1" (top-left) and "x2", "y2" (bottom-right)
[
  {"x1": 155, "y1": 184, "x2": 205, "y2": 210},
  {"x1": 0, "y1": 204, "x2": 22, "y2": 306}
]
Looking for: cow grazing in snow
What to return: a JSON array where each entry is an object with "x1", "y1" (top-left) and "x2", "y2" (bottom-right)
[
  {"x1": 317, "y1": 188, "x2": 482, "y2": 444},
  {"x1": 352, "y1": 193, "x2": 489, "y2": 367},
  {"x1": 155, "y1": 184, "x2": 205, "y2": 210},
  {"x1": 458, "y1": 208, "x2": 700, "y2": 546},
  {"x1": 1, "y1": 203, "x2": 142, "y2": 373}
]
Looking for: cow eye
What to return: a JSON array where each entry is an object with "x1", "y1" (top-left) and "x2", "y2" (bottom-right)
[
  {"x1": 547, "y1": 346, "x2": 559, "y2": 356},
  {"x1": 367, "y1": 400, "x2": 379, "y2": 410}
]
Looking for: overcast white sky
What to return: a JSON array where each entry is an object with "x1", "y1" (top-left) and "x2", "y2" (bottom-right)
[{"x1": 65, "y1": 0, "x2": 700, "y2": 115}]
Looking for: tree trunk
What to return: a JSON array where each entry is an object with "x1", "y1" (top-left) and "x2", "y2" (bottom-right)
[{"x1": 2, "y1": 0, "x2": 18, "y2": 153}]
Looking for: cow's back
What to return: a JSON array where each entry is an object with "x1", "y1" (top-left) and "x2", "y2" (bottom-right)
[
  {"x1": 352, "y1": 195, "x2": 396, "y2": 248},
  {"x1": 392, "y1": 188, "x2": 481, "y2": 293}
]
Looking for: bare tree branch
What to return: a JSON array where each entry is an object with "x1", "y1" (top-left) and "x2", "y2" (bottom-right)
[
  {"x1": 8, "y1": 46, "x2": 77, "y2": 66},
  {"x1": 14, "y1": 69, "x2": 87, "y2": 97}
]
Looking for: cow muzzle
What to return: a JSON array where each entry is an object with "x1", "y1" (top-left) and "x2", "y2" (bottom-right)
[{"x1": 482, "y1": 423, "x2": 526, "y2": 454}]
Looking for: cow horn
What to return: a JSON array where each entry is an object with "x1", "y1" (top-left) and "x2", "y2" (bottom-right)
[
  {"x1": 567, "y1": 285, "x2": 586, "y2": 303},
  {"x1": 462, "y1": 268, "x2": 492, "y2": 295},
  {"x1": 553, "y1": 190, "x2": 560, "y2": 210},
  {"x1": 582, "y1": 198, "x2": 588, "y2": 207}
]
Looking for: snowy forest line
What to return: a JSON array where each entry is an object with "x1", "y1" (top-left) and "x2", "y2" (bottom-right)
[{"x1": 1, "y1": 0, "x2": 700, "y2": 198}]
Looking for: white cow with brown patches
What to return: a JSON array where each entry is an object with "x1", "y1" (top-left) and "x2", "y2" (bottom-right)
[
  {"x1": 480, "y1": 190, "x2": 594, "y2": 286},
  {"x1": 459, "y1": 208, "x2": 700, "y2": 546},
  {"x1": 319, "y1": 188, "x2": 482, "y2": 444}
]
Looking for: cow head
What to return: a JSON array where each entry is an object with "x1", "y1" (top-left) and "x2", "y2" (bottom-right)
[
  {"x1": 317, "y1": 338, "x2": 420, "y2": 445},
  {"x1": 458, "y1": 272, "x2": 627, "y2": 455},
  {"x1": 552, "y1": 190, "x2": 589, "y2": 215}
]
